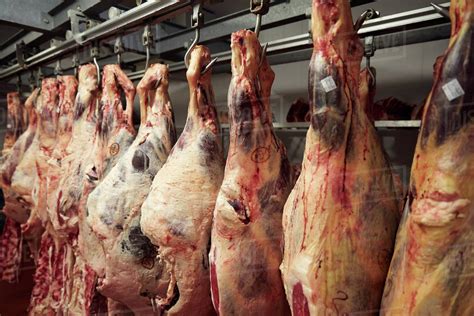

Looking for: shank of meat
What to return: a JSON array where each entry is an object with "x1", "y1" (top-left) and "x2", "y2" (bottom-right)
[
  {"x1": 209, "y1": 30, "x2": 292, "y2": 316},
  {"x1": 86, "y1": 63, "x2": 176, "y2": 313},
  {"x1": 140, "y1": 46, "x2": 224, "y2": 315},
  {"x1": 381, "y1": 1, "x2": 474, "y2": 314},
  {"x1": 0, "y1": 89, "x2": 40, "y2": 224},
  {"x1": 280, "y1": 1, "x2": 400, "y2": 314}
]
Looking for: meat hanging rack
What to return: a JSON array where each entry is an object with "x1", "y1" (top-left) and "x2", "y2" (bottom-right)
[{"x1": 0, "y1": 0, "x2": 451, "y2": 84}]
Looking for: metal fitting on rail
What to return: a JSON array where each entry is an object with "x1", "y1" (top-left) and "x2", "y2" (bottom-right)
[{"x1": 250, "y1": 0, "x2": 270, "y2": 38}]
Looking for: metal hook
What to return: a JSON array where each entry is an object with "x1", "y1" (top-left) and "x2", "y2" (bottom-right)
[
  {"x1": 54, "y1": 60, "x2": 63, "y2": 76},
  {"x1": 72, "y1": 53, "x2": 79, "y2": 77},
  {"x1": 154, "y1": 77, "x2": 162, "y2": 89},
  {"x1": 142, "y1": 24, "x2": 154, "y2": 70},
  {"x1": 16, "y1": 75, "x2": 22, "y2": 93},
  {"x1": 354, "y1": 8, "x2": 380, "y2": 32},
  {"x1": 250, "y1": 0, "x2": 270, "y2": 38},
  {"x1": 364, "y1": 36, "x2": 376, "y2": 87},
  {"x1": 114, "y1": 36, "x2": 124, "y2": 65},
  {"x1": 430, "y1": 3, "x2": 450, "y2": 20},
  {"x1": 184, "y1": 3, "x2": 203, "y2": 69},
  {"x1": 91, "y1": 43, "x2": 100, "y2": 84},
  {"x1": 259, "y1": 43, "x2": 268, "y2": 68},
  {"x1": 201, "y1": 57, "x2": 218, "y2": 75}
]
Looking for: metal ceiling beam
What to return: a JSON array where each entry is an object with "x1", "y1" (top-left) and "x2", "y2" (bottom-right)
[
  {"x1": 0, "y1": 0, "x2": 120, "y2": 64},
  {"x1": 127, "y1": 3, "x2": 451, "y2": 80},
  {"x1": 0, "y1": 0, "x2": 194, "y2": 80},
  {"x1": 0, "y1": 0, "x2": 64, "y2": 32}
]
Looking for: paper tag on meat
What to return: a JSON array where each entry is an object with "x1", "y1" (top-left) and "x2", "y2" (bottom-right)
[
  {"x1": 442, "y1": 79, "x2": 465, "y2": 101},
  {"x1": 320, "y1": 76, "x2": 337, "y2": 93}
]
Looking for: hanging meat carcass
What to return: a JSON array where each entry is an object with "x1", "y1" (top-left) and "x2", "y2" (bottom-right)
[
  {"x1": 87, "y1": 63, "x2": 176, "y2": 314},
  {"x1": 50, "y1": 64, "x2": 136, "y2": 314},
  {"x1": 26, "y1": 75, "x2": 78, "y2": 315},
  {"x1": 42, "y1": 65, "x2": 100, "y2": 314},
  {"x1": 140, "y1": 46, "x2": 224, "y2": 315},
  {"x1": 209, "y1": 30, "x2": 292, "y2": 315},
  {"x1": 0, "y1": 89, "x2": 37, "y2": 227},
  {"x1": 77, "y1": 64, "x2": 136, "y2": 269},
  {"x1": 381, "y1": 1, "x2": 474, "y2": 314},
  {"x1": 279, "y1": 1, "x2": 400, "y2": 314},
  {"x1": 11, "y1": 79, "x2": 58, "y2": 214}
]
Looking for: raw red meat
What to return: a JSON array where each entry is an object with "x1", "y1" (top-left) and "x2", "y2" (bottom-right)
[
  {"x1": 11, "y1": 79, "x2": 58, "y2": 211},
  {"x1": 1, "y1": 89, "x2": 39, "y2": 224},
  {"x1": 209, "y1": 30, "x2": 292, "y2": 315},
  {"x1": 27, "y1": 75, "x2": 78, "y2": 314},
  {"x1": 0, "y1": 217, "x2": 22, "y2": 283},
  {"x1": 381, "y1": 1, "x2": 474, "y2": 313},
  {"x1": 140, "y1": 46, "x2": 224, "y2": 315},
  {"x1": 280, "y1": 1, "x2": 400, "y2": 314},
  {"x1": 87, "y1": 63, "x2": 176, "y2": 313}
]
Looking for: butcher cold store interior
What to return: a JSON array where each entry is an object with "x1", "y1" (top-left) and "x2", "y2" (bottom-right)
[{"x1": 0, "y1": 0, "x2": 472, "y2": 314}]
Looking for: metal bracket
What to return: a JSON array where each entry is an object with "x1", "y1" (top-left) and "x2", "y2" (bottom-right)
[
  {"x1": 68, "y1": 9, "x2": 101, "y2": 43},
  {"x1": 354, "y1": 8, "x2": 380, "y2": 32},
  {"x1": 54, "y1": 60, "x2": 63, "y2": 76},
  {"x1": 250, "y1": 0, "x2": 270, "y2": 15},
  {"x1": 364, "y1": 36, "x2": 375, "y2": 58},
  {"x1": 250, "y1": 0, "x2": 270, "y2": 37},
  {"x1": 142, "y1": 25, "x2": 155, "y2": 48},
  {"x1": 72, "y1": 53, "x2": 79, "y2": 76},
  {"x1": 16, "y1": 41, "x2": 27, "y2": 70},
  {"x1": 28, "y1": 71, "x2": 36, "y2": 90},
  {"x1": 364, "y1": 36, "x2": 376, "y2": 86}
]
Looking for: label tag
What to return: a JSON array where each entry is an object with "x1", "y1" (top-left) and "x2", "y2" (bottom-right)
[
  {"x1": 6, "y1": 124, "x2": 11, "y2": 129},
  {"x1": 320, "y1": 76, "x2": 337, "y2": 93},
  {"x1": 442, "y1": 79, "x2": 464, "y2": 101}
]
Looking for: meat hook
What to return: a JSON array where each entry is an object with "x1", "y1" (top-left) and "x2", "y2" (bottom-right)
[
  {"x1": 364, "y1": 36, "x2": 376, "y2": 87},
  {"x1": 184, "y1": 3, "x2": 217, "y2": 75},
  {"x1": 354, "y1": 8, "x2": 380, "y2": 32},
  {"x1": 114, "y1": 36, "x2": 124, "y2": 66},
  {"x1": 259, "y1": 43, "x2": 268, "y2": 68},
  {"x1": 184, "y1": 3, "x2": 203, "y2": 69},
  {"x1": 72, "y1": 53, "x2": 79, "y2": 77},
  {"x1": 16, "y1": 75, "x2": 22, "y2": 93},
  {"x1": 91, "y1": 43, "x2": 100, "y2": 84},
  {"x1": 201, "y1": 57, "x2": 218, "y2": 75},
  {"x1": 142, "y1": 24, "x2": 154, "y2": 70},
  {"x1": 430, "y1": 3, "x2": 450, "y2": 20},
  {"x1": 250, "y1": 0, "x2": 270, "y2": 38}
]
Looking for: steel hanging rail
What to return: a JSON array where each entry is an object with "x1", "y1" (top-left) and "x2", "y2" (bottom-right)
[
  {"x1": 127, "y1": 2, "x2": 451, "y2": 80},
  {"x1": 0, "y1": 0, "x2": 194, "y2": 80}
]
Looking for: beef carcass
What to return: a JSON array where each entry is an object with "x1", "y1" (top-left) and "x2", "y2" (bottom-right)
[
  {"x1": 209, "y1": 30, "x2": 292, "y2": 315},
  {"x1": 279, "y1": 1, "x2": 400, "y2": 314},
  {"x1": 0, "y1": 89, "x2": 38, "y2": 226},
  {"x1": 52, "y1": 64, "x2": 136, "y2": 314},
  {"x1": 381, "y1": 1, "x2": 474, "y2": 314},
  {"x1": 48, "y1": 64, "x2": 99, "y2": 236},
  {"x1": 140, "y1": 46, "x2": 224, "y2": 315},
  {"x1": 26, "y1": 76, "x2": 78, "y2": 315},
  {"x1": 87, "y1": 63, "x2": 176, "y2": 313},
  {"x1": 11, "y1": 79, "x2": 58, "y2": 211},
  {"x1": 76, "y1": 64, "x2": 137, "y2": 306}
]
